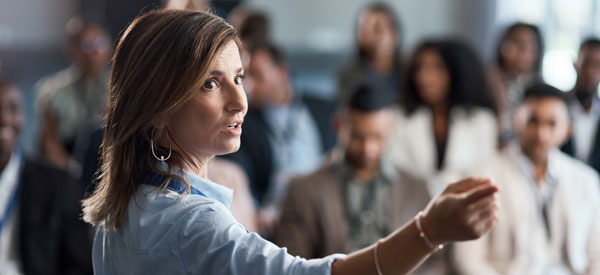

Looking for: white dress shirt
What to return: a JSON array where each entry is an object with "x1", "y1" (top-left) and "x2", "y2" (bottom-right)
[
  {"x1": 0, "y1": 153, "x2": 23, "y2": 275},
  {"x1": 514, "y1": 149, "x2": 570, "y2": 274}
]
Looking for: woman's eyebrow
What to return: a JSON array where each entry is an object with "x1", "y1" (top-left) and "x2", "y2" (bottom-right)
[{"x1": 209, "y1": 67, "x2": 244, "y2": 75}]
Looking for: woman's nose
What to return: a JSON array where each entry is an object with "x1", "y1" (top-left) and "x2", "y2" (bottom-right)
[{"x1": 225, "y1": 85, "x2": 248, "y2": 115}]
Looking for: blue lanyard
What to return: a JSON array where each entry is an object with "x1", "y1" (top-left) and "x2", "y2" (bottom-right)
[
  {"x1": 0, "y1": 152, "x2": 24, "y2": 236},
  {"x1": 145, "y1": 172, "x2": 207, "y2": 197}
]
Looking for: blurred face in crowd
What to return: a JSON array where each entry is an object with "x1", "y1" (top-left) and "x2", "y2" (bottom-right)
[
  {"x1": 247, "y1": 48, "x2": 287, "y2": 107},
  {"x1": 574, "y1": 45, "x2": 600, "y2": 94},
  {"x1": 0, "y1": 84, "x2": 23, "y2": 158},
  {"x1": 516, "y1": 97, "x2": 570, "y2": 164},
  {"x1": 501, "y1": 26, "x2": 539, "y2": 75},
  {"x1": 357, "y1": 9, "x2": 397, "y2": 59},
  {"x1": 339, "y1": 108, "x2": 394, "y2": 172},
  {"x1": 167, "y1": 41, "x2": 247, "y2": 159},
  {"x1": 163, "y1": 0, "x2": 209, "y2": 10},
  {"x1": 69, "y1": 25, "x2": 112, "y2": 78},
  {"x1": 415, "y1": 48, "x2": 450, "y2": 107}
]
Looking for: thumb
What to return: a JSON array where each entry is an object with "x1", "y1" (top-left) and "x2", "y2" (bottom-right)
[{"x1": 445, "y1": 177, "x2": 492, "y2": 194}]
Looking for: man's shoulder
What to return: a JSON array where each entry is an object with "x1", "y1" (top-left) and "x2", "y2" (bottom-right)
[
  {"x1": 301, "y1": 94, "x2": 337, "y2": 117},
  {"x1": 36, "y1": 67, "x2": 78, "y2": 98},
  {"x1": 555, "y1": 150, "x2": 600, "y2": 184},
  {"x1": 23, "y1": 158, "x2": 75, "y2": 184},
  {"x1": 287, "y1": 161, "x2": 340, "y2": 194}
]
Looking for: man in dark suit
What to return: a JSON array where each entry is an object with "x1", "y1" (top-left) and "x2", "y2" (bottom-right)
[
  {"x1": 222, "y1": 43, "x2": 337, "y2": 234},
  {"x1": 561, "y1": 38, "x2": 600, "y2": 173},
  {"x1": 0, "y1": 77, "x2": 92, "y2": 274}
]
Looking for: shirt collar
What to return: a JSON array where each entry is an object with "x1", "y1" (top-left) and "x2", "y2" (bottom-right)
[
  {"x1": 155, "y1": 161, "x2": 233, "y2": 208},
  {"x1": 510, "y1": 144, "x2": 559, "y2": 186},
  {"x1": 187, "y1": 171, "x2": 233, "y2": 208},
  {"x1": 0, "y1": 152, "x2": 21, "y2": 188}
]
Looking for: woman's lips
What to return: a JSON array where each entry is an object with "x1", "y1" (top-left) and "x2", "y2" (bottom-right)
[{"x1": 223, "y1": 121, "x2": 242, "y2": 135}]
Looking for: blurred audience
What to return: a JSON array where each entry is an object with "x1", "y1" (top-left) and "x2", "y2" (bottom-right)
[
  {"x1": 4, "y1": 2, "x2": 600, "y2": 274},
  {"x1": 454, "y1": 83, "x2": 600, "y2": 275},
  {"x1": 222, "y1": 43, "x2": 337, "y2": 235},
  {"x1": 36, "y1": 17, "x2": 111, "y2": 172},
  {"x1": 233, "y1": 9, "x2": 270, "y2": 50},
  {"x1": 162, "y1": 0, "x2": 210, "y2": 10},
  {"x1": 390, "y1": 40, "x2": 497, "y2": 195},
  {"x1": 274, "y1": 84, "x2": 446, "y2": 274},
  {"x1": 337, "y1": 2, "x2": 403, "y2": 104},
  {"x1": 561, "y1": 38, "x2": 600, "y2": 173},
  {"x1": 229, "y1": 9, "x2": 269, "y2": 95},
  {"x1": 0, "y1": 77, "x2": 92, "y2": 275},
  {"x1": 489, "y1": 22, "x2": 544, "y2": 146}
]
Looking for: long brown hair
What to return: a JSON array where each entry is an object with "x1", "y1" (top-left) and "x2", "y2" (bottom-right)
[{"x1": 82, "y1": 9, "x2": 242, "y2": 230}]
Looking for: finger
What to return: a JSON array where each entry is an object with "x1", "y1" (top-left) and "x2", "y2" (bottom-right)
[
  {"x1": 466, "y1": 194, "x2": 496, "y2": 212},
  {"x1": 462, "y1": 183, "x2": 498, "y2": 205},
  {"x1": 465, "y1": 203, "x2": 497, "y2": 234},
  {"x1": 466, "y1": 199, "x2": 497, "y2": 225},
  {"x1": 445, "y1": 177, "x2": 492, "y2": 194},
  {"x1": 477, "y1": 209, "x2": 498, "y2": 232}
]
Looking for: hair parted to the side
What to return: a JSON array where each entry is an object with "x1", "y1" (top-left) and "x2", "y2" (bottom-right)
[{"x1": 82, "y1": 9, "x2": 242, "y2": 230}]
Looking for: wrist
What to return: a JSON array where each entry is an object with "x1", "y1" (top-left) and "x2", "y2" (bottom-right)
[{"x1": 416, "y1": 211, "x2": 444, "y2": 249}]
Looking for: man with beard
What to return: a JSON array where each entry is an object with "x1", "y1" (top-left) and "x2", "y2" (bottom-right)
[{"x1": 274, "y1": 84, "x2": 446, "y2": 274}]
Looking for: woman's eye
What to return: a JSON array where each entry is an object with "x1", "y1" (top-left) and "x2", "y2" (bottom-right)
[
  {"x1": 234, "y1": 75, "x2": 244, "y2": 85},
  {"x1": 203, "y1": 79, "x2": 218, "y2": 90}
]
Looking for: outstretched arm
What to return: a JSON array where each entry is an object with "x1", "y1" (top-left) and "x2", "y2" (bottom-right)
[{"x1": 332, "y1": 177, "x2": 498, "y2": 275}]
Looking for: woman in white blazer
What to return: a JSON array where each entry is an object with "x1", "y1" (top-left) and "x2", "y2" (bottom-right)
[{"x1": 391, "y1": 40, "x2": 498, "y2": 195}]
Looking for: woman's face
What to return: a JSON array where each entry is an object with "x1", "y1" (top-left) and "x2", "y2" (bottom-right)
[
  {"x1": 167, "y1": 41, "x2": 247, "y2": 159},
  {"x1": 501, "y1": 27, "x2": 539, "y2": 74},
  {"x1": 357, "y1": 10, "x2": 397, "y2": 58},
  {"x1": 414, "y1": 48, "x2": 450, "y2": 106}
]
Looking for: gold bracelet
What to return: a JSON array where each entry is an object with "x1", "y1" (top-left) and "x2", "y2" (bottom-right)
[
  {"x1": 374, "y1": 240, "x2": 384, "y2": 275},
  {"x1": 415, "y1": 211, "x2": 444, "y2": 250}
]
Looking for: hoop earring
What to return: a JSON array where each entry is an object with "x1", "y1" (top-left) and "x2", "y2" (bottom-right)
[{"x1": 151, "y1": 132, "x2": 171, "y2": 162}]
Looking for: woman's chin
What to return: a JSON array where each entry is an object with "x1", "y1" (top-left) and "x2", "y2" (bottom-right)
[{"x1": 216, "y1": 143, "x2": 241, "y2": 156}]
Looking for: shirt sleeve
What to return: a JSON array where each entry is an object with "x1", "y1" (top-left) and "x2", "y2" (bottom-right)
[{"x1": 177, "y1": 199, "x2": 345, "y2": 275}]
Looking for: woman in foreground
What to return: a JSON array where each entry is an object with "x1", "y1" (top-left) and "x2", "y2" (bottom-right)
[{"x1": 82, "y1": 9, "x2": 498, "y2": 275}]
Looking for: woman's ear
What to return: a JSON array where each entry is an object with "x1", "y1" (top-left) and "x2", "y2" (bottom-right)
[{"x1": 153, "y1": 118, "x2": 168, "y2": 131}]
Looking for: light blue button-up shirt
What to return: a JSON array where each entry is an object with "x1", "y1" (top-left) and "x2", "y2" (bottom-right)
[{"x1": 92, "y1": 170, "x2": 344, "y2": 274}]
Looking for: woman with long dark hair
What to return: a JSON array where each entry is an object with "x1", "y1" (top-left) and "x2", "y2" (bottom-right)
[{"x1": 391, "y1": 40, "x2": 498, "y2": 195}]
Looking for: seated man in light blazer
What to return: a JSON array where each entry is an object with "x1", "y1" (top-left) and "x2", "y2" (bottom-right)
[
  {"x1": 454, "y1": 83, "x2": 600, "y2": 275},
  {"x1": 274, "y1": 84, "x2": 447, "y2": 274}
]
